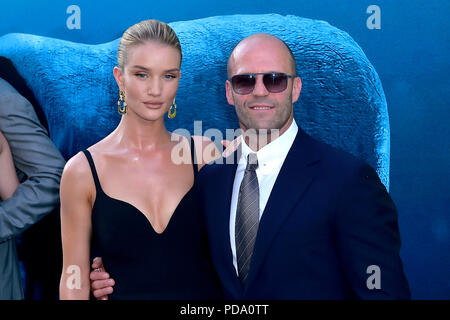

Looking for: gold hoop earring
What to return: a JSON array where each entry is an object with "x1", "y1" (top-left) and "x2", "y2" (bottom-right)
[
  {"x1": 168, "y1": 98, "x2": 177, "y2": 119},
  {"x1": 118, "y1": 90, "x2": 127, "y2": 115}
]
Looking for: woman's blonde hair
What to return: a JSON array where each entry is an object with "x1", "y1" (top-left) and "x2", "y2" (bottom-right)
[{"x1": 117, "y1": 19, "x2": 182, "y2": 70}]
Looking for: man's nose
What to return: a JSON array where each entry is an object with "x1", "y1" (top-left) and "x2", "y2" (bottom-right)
[{"x1": 252, "y1": 75, "x2": 269, "y2": 96}]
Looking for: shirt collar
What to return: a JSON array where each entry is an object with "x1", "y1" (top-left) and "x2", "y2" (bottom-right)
[{"x1": 239, "y1": 119, "x2": 299, "y2": 170}]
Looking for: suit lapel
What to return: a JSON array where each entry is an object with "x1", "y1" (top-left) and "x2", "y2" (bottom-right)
[
  {"x1": 207, "y1": 151, "x2": 243, "y2": 296},
  {"x1": 244, "y1": 129, "x2": 321, "y2": 291}
]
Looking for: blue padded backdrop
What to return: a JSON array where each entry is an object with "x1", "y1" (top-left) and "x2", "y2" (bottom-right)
[{"x1": 0, "y1": 14, "x2": 390, "y2": 188}]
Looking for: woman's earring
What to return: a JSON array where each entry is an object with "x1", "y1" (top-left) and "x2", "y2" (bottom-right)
[
  {"x1": 168, "y1": 98, "x2": 177, "y2": 119},
  {"x1": 118, "y1": 90, "x2": 127, "y2": 115}
]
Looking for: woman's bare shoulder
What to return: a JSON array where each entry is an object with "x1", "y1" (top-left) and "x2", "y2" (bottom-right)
[
  {"x1": 62, "y1": 151, "x2": 94, "y2": 186},
  {"x1": 64, "y1": 132, "x2": 122, "y2": 189}
]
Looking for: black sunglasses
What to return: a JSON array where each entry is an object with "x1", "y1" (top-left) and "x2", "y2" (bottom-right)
[{"x1": 229, "y1": 72, "x2": 294, "y2": 95}]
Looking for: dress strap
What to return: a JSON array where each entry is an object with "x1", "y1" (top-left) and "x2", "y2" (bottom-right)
[
  {"x1": 190, "y1": 137, "x2": 198, "y2": 178},
  {"x1": 82, "y1": 150, "x2": 101, "y2": 192}
]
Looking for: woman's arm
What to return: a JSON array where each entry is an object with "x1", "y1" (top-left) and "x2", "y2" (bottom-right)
[
  {"x1": 59, "y1": 152, "x2": 95, "y2": 300},
  {"x1": 0, "y1": 131, "x2": 19, "y2": 200}
]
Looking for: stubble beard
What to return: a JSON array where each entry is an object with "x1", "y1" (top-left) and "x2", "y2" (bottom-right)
[
  {"x1": 236, "y1": 95, "x2": 293, "y2": 135},
  {"x1": 235, "y1": 97, "x2": 293, "y2": 150}
]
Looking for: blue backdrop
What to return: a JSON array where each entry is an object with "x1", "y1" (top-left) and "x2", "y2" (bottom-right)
[{"x1": 1, "y1": 0, "x2": 449, "y2": 299}]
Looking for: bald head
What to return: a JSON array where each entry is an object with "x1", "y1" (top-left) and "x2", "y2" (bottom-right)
[{"x1": 227, "y1": 33, "x2": 297, "y2": 77}]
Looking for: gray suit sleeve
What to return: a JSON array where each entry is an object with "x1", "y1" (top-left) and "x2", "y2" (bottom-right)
[{"x1": 0, "y1": 79, "x2": 66, "y2": 243}]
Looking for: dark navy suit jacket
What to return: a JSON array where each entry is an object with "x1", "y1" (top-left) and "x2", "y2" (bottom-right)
[{"x1": 196, "y1": 127, "x2": 410, "y2": 299}]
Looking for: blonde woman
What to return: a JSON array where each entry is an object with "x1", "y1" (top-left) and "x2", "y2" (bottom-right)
[{"x1": 59, "y1": 20, "x2": 222, "y2": 299}]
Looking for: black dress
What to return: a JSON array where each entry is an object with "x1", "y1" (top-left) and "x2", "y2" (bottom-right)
[{"x1": 82, "y1": 138, "x2": 222, "y2": 299}]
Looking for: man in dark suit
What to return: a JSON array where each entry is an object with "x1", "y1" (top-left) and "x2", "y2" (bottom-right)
[
  {"x1": 91, "y1": 33, "x2": 410, "y2": 299},
  {"x1": 194, "y1": 33, "x2": 410, "y2": 299}
]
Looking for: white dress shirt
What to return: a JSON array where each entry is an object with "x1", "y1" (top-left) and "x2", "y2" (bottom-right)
[{"x1": 229, "y1": 120, "x2": 299, "y2": 275}]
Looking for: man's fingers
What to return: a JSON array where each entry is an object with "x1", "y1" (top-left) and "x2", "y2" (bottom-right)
[
  {"x1": 91, "y1": 278, "x2": 115, "y2": 290},
  {"x1": 221, "y1": 140, "x2": 231, "y2": 148},
  {"x1": 222, "y1": 137, "x2": 241, "y2": 158},
  {"x1": 90, "y1": 258, "x2": 112, "y2": 301},
  {"x1": 89, "y1": 270, "x2": 110, "y2": 281},
  {"x1": 93, "y1": 287, "x2": 114, "y2": 299},
  {"x1": 92, "y1": 257, "x2": 104, "y2": 269}
]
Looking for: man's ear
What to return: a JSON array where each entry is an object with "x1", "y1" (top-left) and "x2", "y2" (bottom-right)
[
  {"x1": 113, "y1": 66, "x2": 124, "y2": 91},
  {"x1": 225, "y1": 80, "x2": 235, "y2": 106},
  {"x1": 292, "y1": 76, "x2": 302, "y2": 104}
]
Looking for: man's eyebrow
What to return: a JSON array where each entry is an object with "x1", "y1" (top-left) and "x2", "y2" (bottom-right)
[{"x1": 130, "y1": 65, "x2": 180, "y2": 72}]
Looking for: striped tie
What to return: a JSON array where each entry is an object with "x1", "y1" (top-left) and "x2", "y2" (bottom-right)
[{"x1": 235, "y1": 153, "x2": 259, "y2": 285}]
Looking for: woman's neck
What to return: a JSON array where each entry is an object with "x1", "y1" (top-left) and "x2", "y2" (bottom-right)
[{"x1": 112, "y1": 114, "x2": 172, "y2": 152}]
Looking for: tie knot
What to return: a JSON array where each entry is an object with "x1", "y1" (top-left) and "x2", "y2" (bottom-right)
[{"x1": 246, "y1": 153, "x2": 258, "y2": 171}]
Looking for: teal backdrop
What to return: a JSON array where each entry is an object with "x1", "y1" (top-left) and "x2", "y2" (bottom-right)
[{"x1": 1, "y1": 0, "x2": 449, "y2": 299}]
